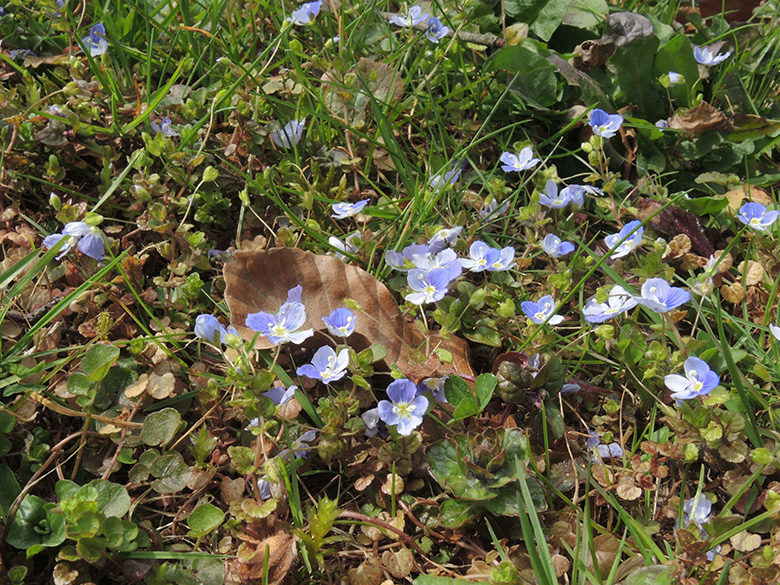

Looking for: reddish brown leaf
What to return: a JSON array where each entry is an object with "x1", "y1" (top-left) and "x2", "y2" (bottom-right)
[{"x1": 224, "y1": 248, "x2": 473, "y2": 381}]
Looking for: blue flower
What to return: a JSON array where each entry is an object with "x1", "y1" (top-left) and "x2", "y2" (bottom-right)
[
  {"x1": 389, "y1": 5, "x2": 430, "y2": 27},
  {"x1": 328, "y1": 232, "x2": 362, "y2": 261},
  {"x1": 331, "y1": 199, "x2": 370, "y2": 219},
  {"x1": 416, "y1": 376, "x2": 448, "y2": 403},
  {"x1": 377, "y1": 379, "x2": 428, "y2": 436},
  {"x1": 521, "y1": 295, "x2": 564, "y2": 325},
  {"x1": 427, "y1": 226, "x2": 462, "y2": 252},
  {"x1": 44, "y1": 222, "x2": 106, "y2": 261},
  {"x1": 604, "y1": 220, "x2": 644, "y2": 259},
  {"x1": 411, "y1": 248, "x2": 463, "y2": 281},
  {"x1": 539, "y1": 180, "x2": 572, "y2": 209},
  {"x1": 362, "y1": 407, "x2": 382, "y2": 437},
  {"x1": 427, "y1": 164, "x2": 462, "y2": 193},
  {"x1": 542, "y1": 234, "x2": 575, "y2": 258},
  {"x1": 478, "y1": 199, "x2": 510, "y2": 221},
  {"x1": 459, "y1": 241, "x2": 514, "y2": 272},
  {"x1": 664, "y1": 357, "x2": 719, "y2": 401},
  {"x1": 150, "y1": 117, "x2": 178, "y2": 137},
  {"x1": 770, "y1": 323, "x2": 780, "y2": 341},
  {"x1": 194, "y1": 314, "x2": 238, "y2": 344},
  {"x1": 81, "y1": 23, "x2": 108, "y2": 57},
  {"x1": 246, "y1": 285, "x2": 315, "y2": 345},
  {"x1": 587, "y1": 431, "x2": 623, "y2": 462},
  {"x1": 694, "y1": 45, "x2": 731, "y2": 66},
  {"x1": 385, "y1": 243, "x2": 432, "y2": 271},
  {"x1": 263, "y1": 385, "x2": 297, "y2": 405},
  {"x1": 425, "y1": 17, "x2": 449, "y2": 42},
  {"x1": 634, "y1": 278, "x2": 690, "y2": 313},
  {"x1": 500, "y1": 147, "x2": 540, "y2": 173},
  {"x1": 269, "y1": 118, "x2": 306, "y2": 148},
  {"x1": 9, "y1": 49, "x2": 36, "y2": 59},
  {"x1": 589, "y1": 108, "x2": 623, "y2": 138},
  {"x1": 666, "y1": 71, "x2": 684, "y2": 86},
  {"x1": 405, "y1": 267, "x2": 454, "y2": 305},
  {"x1": 582, "y1": 285, "x2": 638, "y2": 323},
  {"x1": 296, "y1": 345, "x2": 350, "y2": 383},
  {"x1": 281, "y1": 429, "x2": 318, "y2": 460},
  {"x1": 655, "y1": 119, "x2": 669, "y2": 128},
  {"x1": 322, "y1": 308, "x2": 356, "y2": 337},
  {"x1": 737, "y1": 202, "x2": 779, "y2": 231},
  {"x1": 286, "y1": 0, "x2": 322, "y2": 25}
]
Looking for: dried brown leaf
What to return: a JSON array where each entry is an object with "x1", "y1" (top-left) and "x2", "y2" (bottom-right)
[
  {"x1": 669, "y1": 101, "x2": 736, "y2": 139},
  {"x1": 616, "y1": 476, "x2": 642, "y2": 500},
  {"x1": 730, "y1": 530, "x2": 761, "y2": 552},
  {"x1": 725, "y1": 185, "x2": 773, "y2": 212},
  {"x1": 381, "y1": 546, "x2": 415, "y2": 579},
  {"x1": 347, "y1": 558, "x2": 384, "y2": 585},
  {"x1": 224, "y1": 248, "x2": 473, "y2": 381},
  {"x1": 147, "y1": 372, "x2": 175, "y2": 399},
  {"x1": 721, "y1": 282, "x2": 746, "y2": 304},
  {"x1": 737, "y1": 260, "x2": 764, "y2": 287},
  {"x1": 220, "y1": 477, "x2": 245, "y2": 504}
]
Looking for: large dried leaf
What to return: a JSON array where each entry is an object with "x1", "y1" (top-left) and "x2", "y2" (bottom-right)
[
  {"x1": 669, "y1": 101, "x2": 736, "y2": 139},
  {"x1": 224, "y1": 248, "x2": 473, "y2": 381}
]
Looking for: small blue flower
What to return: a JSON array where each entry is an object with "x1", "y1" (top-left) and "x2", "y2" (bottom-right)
[
  {"x1": 542, "y1": 234, "x2": 575, "y2": 258},
  {"x1": 427, "y1": 164, "x2": 462, "y2": 193},
  {"x1": 377, "y1": 379, "x2": 428, "y2": 436},
  {"x1": 737, "y1": 202, "x2": 779, "y2": 231},
  {"x1": 331, "y1": 198, "x2": 370, "y2": 219},
  {"x1": 194, "y1": 314, "x2": 238, "y2": 344},
  {"x1": 63, "y1": 222, "x2": 105, "y2": 260},
  {"x1": 770, "y1": 323, "x2": 780, "y2": 341},
  {"x1": 694, "y1": 45, "x2": 731, "y2": 66},
  {"x1": 424, "y1": 17, "x2": 449, "y2": 43},
  {"x1": 405, "y1": 267, "x2": 454, "y2": 305},
  {"x1": 664, "y1": 357, "x2": 719, "y2": 401},
  {"x1": 539, "y1": 180, "x2": 572, "y2": 209},
  {"x1": 478, "y1": 199, "x2": 510, "y2": 221},
  {"x1": 488, "y1": 246, "x2": 515, "y2": 271},
  {"x1": 246, "y1": 285, "x2": 315, "y2": 345},
  {"x1": 9, "y1": 49, "x2": 36, "y2": 59},
  {"x1": 587, "y1": 431, "x2": 623, "y2": 462},
  {"x1": 81, "y1": 23, "x2": 108, "y2": 57},
  {"x1": 604, "y1": 220, "x2": 644, "y2": 259},
  {"x1": 385, "y1": 243, "x2": 432, "y2": 271},
  {"x1": 499, "y1": 147, "x2": 540, "y2": 173},
  {"x1": 281, "y1": 429, "x2": 318, "y2": 460},
  {"x1": 389, "y1": 5, "x2": 430, "y2": 27},
  {"x1": 411, "y1": 248, "x2": 463, "y2": 281},
  {"x1": 521, "y1": 295, "x2": 564, "y2": 325},
  {"x1": 634, "y1": 277, "x2": 690, "y2": 313},
  {"x1": 362, "y1": 407, "x2": 382, "y2": 437},
  {"x1": 589, "y1": 108, "x2": 623, "y2": 138},
  {"x1": 427, "y1": 226, "x2": 462, "y2": 252},
  {"x1": 269, "y1": 118, "x2": 306, "y2": 148},
  {"x1": 655, "y1": 119, "x2": 669, "y2": 128},
  {"x1": 150, "y1": 117, "x2": 178, "y2": 137},
  {"x1": 666, "y1": 71, "x2": 684, "y2": 86},
  {"x1": 296, "y1": 345, "x2": 350, "y2": 383},
  {"x1": 286, "y1": 0, "x2": 322, "y2": 25},
  {"x1": 328, "y1": 232, "x2": 362, "y2": 261},
  {"x1": 459, "y1": 240, "x2": 496, "y2": 272},
  {"x1": 322, "y1": 308, "x2": 356, "y2": 337},
  {"x1": 42, "y1": 233, "x2": 74, "y2": 259},
  {"x1": 416, "y1": 376, "x2": 448, "y2": 403},
  {"x1": 582, "y1": 285, "x2": 637, "y2": 323},
  {"x1": 263, "y1": 385, "x2": 297, "y2": 405}
]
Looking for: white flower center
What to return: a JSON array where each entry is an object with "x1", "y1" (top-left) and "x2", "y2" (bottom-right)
[{"x1": 393, "y1": 401, "x2": 415, "y2": 417}]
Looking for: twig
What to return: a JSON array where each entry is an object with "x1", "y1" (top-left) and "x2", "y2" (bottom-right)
[{"x1": 338, "y1": 510, "x2": 427, "y2": 557}]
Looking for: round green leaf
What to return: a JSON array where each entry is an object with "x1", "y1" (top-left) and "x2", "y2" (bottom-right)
[
  {"x1": 82, "y1": 344, "x2": 120, "y2": 382},
  {"x1": 187, "y1": 503, "x2": 225, "y2": 537},
  {"x1": 140, "y1": 408, "x2": 181, "y2": 447}
]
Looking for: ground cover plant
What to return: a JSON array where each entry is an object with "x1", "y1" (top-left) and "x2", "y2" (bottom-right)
[{"x1": 1, "y1": 0, "x2": 780, "y2": 583}]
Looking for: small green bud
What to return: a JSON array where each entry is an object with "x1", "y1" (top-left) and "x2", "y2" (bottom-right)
[
  {"x1": 49, "y1": 192, "x2": 61, "y2": 210},
  {"x1": 594, "y1": 324, "x2": 615, "y2": 340},
  {"x1": 202, "y1": 165, "x2": 219, "y2": 182}
]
